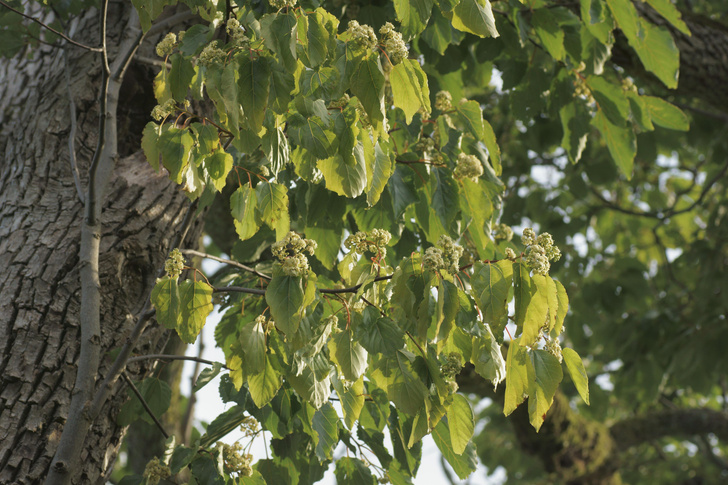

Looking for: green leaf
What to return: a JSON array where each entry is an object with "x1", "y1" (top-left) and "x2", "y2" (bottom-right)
[
  {"x1": 520, "y1": 274, "x2": 552, "y2": 345},
  {"x1": 142, "y1": 122, "x2": 161, "y2": 171},
  {"x1": 471, "y1": 261, "x2": 513, "y2": 334},
  {"x1": 367, "y1": 142, "x2": 395, "y2": 206},
  {"x1": 231, "y1": 185, "x2": 261, "y2": 241},
  {"x1": 248, "y1": 355, "x2": 282, "y2": 408},
  {"x1": 287, "y1": 364, "x2": 331, "y2": 409},
  {"x1": 255, "y1": 182, "x2": 290, "y2": 237},
  {"x1": 642, "y1": 96, "x2": 689, "y2": 131},
  {"x1": 159, "y1": 127, "x2": 194, "y2": 184},
  {"x1": 266, "y1": 270, "x2": 305, "y2": 335},
  {"x1": 296, "y1": 9, "x2": 335, "y2": 69},
  {"x1": 447, "y1": 394, "x2": 474, "y2": 455},
  {"x1": 504, "y1": 339, "x2": 529, "y2": 416},
  {"x1": 394, "y1": 0, "x2": 434, "y2": 39},
  {"x1": 357, "y1": 311, "x2": 406, "y2": 357},
  {"x1": 455, "y1": 100, "x2": 486, "y2": 142},
  {"x1": 261, "y1": 12, "x2": 298, "y2": 72},
  {"x1": 390, "y1": 59, "x2": 431, "y2": 124},
  {"x1": 287, "y1": 114, "x2": 337, "y2": 160},
  {"x1": 201, "y1": 405, "x2": 248, "y2": 447},
  {"x1": 262, "y1": 125, "x2": 290, "y2": 177},
  {"x1": 431, "y1": 418, "x2": 478, "y2": 479},
  {"x1": 336, "y1": 377, "x2": 365, "y2": 429},
  {"x1": 372, "y1": 351, "x2": 428, "y2": 416},
  {"x1": 531, "y1": 8, "x2": 565, "y2": 60},
  {"x1": 205, "y1": 63, "x2": 239, "y2": 132},
  {"x1": 553, "y1": 279, "x2": 569, "y2": 336},
  {"x1": 151, "y1": 276, "x2": 181, "y2": 330},
  {"x1": 240, "y1": 319, "x2": 267, "y2": 376},
  {"x1": 169, "y1": 53, "x2": 195, "y2": 102},
  {"x1": 563, "y1": 347, "x2": 590, "y2": 405},
  {"x1": 238, "y1": 55, "x2": 271, "y2": 134},
  {"x1": 330, "y1": 328, "x2": 368, "y2": 382},
  {"x1": 118, "y1": 377, "x2": 172, "y2": 426},
  {"x1": 177, "y1": 280, "x2": 214, "y2": 344},
  {"x1": 193, "y1": 362, "x2": 224, "y2": 393},
  {"x1": 482, "y1": 119, "x2": 501, "y2": 175},
  {"x1": 436, "y1": 280, "x2": 460, "y2": 341},
  {"x1": 350, "y1": 53, "x2": 386, "y2": 135},
  {"x1": 421, "y1": 7, "x2": 455, "y2": 55},
  {"x1": 170, "y1": 445, "x2": 197, "y2": 475},
  {"x1": 334, "y1": 457, "x2": 376, "y2": 485},
  {"x1": 312, "y1": 402, "x2": 340, "y2": 461},
  {"x1": 580, "y1": 0, "x2": 614, "y2": 45},
  {"x1": 471, "y1": 325, "x2": 506, "y2": 386},
  {"x1": 450, "y1": 0, "x2": 499, "y2": 38},
  {"x1": 318, "y1": 107, "x2": 367, "y2": 198},
  {"x1": 592, "y1": 107, "x2": 636, "y2": 179},
  {"x1": 560, "y1": 101, "x2": 591, "y2": 164},
  {"x1": 191, "y1": 122, "x2": 220, "y2": 156},
  {"x1": 645, "y1": 0, "x2": 690, "y2": 35},
  {"x1": 204, "y1": 149, "x2": 233, "y2": 192},
  {"x1": 586, "y1": 75, "x2": 630, "y2": 126},
  {"x1": 527, "y1": 349, "x2": 563, "y2": 431}
]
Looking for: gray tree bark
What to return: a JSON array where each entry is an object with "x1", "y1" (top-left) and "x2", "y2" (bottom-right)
[{"x1": 0, "y1": 3, "x2": 200, "y2": 483}]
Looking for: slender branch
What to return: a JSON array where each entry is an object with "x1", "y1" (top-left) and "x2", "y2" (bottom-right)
[
  {"x1": 182, "y1": 340, "x2": 204, "y2": 444},
  {"x1": 213, "y1": 286, "x2": 266, "y2": 296},
  {"x1": 121, "y1": 372, "x2": 169, "y2": 439},
  {"x1": 0, "y1": 0, "x2": 103, "y2": 52},
  {"x1": 100, "y1": 0, "x2": 110, "y2": 74},
  {"x1": 182, "y1": 249, "x2": 271, "y2": 280},
  {"x1": 319, "y1": 275, "x2": 394, "y2": 294},
  {"x1": 62, "y1": 44, "x2": 84, "y2": 204},
  {"x1": 126, "y1": 354, "x2": 226, "y2": 368}
]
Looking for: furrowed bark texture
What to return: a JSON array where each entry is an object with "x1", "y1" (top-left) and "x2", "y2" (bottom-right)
[{"x1": 0, "y1": 4, "x2": 201, "y2": 483}]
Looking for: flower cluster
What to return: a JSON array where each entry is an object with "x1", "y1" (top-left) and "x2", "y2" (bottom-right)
[
  {"x1": 440, "y1": 352, "x2": 463, "y2": 379},
  {"x1": 379, "y1": 22, "x2": 408, "y2": 65},
  {"x1": 197, "y1": 41, "x2": 227, "y2": 67},
  {"x1": 269, "y1": 0, "x2": 297, "y2": 9},
  {"x1": 240, "y1": 415, "x2": 260, "y2": 436},
  {"x1": 435, "y1": 90, "x2": 452, "y2": 111},
  {"x1": 347, "y1": 20, "x2": 378, "y2": 50},
  {"x1": 344, "y1": 229, "x2": 392, "y2": 258},
  {"x1": 414, "y1": 136, "x2": 435, "y2": 155},
  {"x1": 272, "y1": 232, "x2": 317, "y2": 277},
  {"x1": 220, "y1": 442, "x2": 253, "y2": 476},
  {"x1": 143, "y1": 457, "x2": 171, "y2": 485},
  {"x1": 164, "y1": 248, "x2": 185, "y2": 279},
  {"x1": 155, "y1": 32, "x2": 177, "y2": 57},
  {"x1": 423, "y1": 235, "x2": 464, "y2": 275},
  {"x1": 544, "y1": 337, "x2": 563, "y2": 363},
  {"x1": 493, "y1": 223, "x2": 514, "y2": 242},
  {"x1": 330, "y1": 93, "x2": 350, "y2": 109},
  {"x1": 151, "y1": 99, "x2": 177, "y2": 121},
  {"x1": 522, "y1": 228, "x2": 561, "y2": 275},
  {"x1": 453, "y1": 153, "x2": 483, "y2": 181},
  {"x1": 226, "y1": 18, "x2": 250, "y2": 47}
]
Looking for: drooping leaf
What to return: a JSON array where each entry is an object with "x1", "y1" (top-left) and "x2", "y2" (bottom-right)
[
  {"x1": 431, "y1": 418, "x2": 478, "y2": 479},
  {"x1": 592, "y1": 107, "x2": 636, "y2": 179},
  {"x1": 390, "y1": 59, "x2": 431, "y2": 123},
  {"x1": 238, "y1": 55, "x2": 271, "y2": 134},
  {"x1": 450, "y1": 0, "x2": 499, "y2": 38},
  {"x1": 563, "y1": 347, "x2": 590, "y2": 405},
  {"x1": 447, "y1": 394, "x2": 474, "y2": 455},
  {"x1": 312, "y1": 402, "x2": 340, "y2": 461},
  {"x1": 177, "y1": 280, "x2": 214, "y2": 344},
  {"x1": 527, "y1": 349, "x2": 563, "y2": 431}
]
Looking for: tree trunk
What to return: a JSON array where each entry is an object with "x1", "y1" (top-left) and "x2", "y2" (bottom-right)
[{"x1": 0, "y1": 4, "x2": 201, "y2": 483}]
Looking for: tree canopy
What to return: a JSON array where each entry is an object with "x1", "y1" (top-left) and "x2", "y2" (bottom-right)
[{"x1": 2, "y1": 0, "x2": 728, "y2": 484}]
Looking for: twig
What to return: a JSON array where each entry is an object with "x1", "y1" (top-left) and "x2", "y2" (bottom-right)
[
  {"x1": 62, "y1": 44, "x2": 84, "y2": 204},
  {"x1": 182, "y1": 249, "x2": 271, "y2": 280},
  {"x1": 121, "y1": 372, "x2": 169, "y2": 439},
  {"x1": 211, "y1": 274, "x2": 396, "y2": 297},
  {"x1": 126, "y1": 354, "x2": 226, "y2": 368},
  {"x1": 0, "y1": 0, "x2": 103, "y2": 52}
]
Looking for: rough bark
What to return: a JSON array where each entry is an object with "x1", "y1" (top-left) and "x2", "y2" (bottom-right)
[{"x1": 0, "y1": 4, "x2": 201, "y2": 483}]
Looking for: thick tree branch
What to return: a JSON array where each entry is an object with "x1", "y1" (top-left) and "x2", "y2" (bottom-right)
[{"x1": 610, "y1": 407, "x2": 728, "y2": 449}]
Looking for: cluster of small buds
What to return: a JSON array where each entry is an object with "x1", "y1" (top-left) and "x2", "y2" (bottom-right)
[
  {"x1": 621, "y1": 77, "x2": 637, "y2": 93},
  {"x1": 441, "y1": 352, "x2": 463, "y2": 379},
  {"x1": 143, "y1": 457, "x2": 171, "y2": 485},
  {"x1": 453, "y1": 153, "x2": 484, "y2": 182},
  {"x1": 435, "y1": 90, "x2": 453, "y2": 111},
  {"x1": 522, "y1": 228, "x2": 561, "y2": 275},
  {"x1": 259, "y1": 165, "x2": 271, "y2": 177},
  {"x1": 220, "y1": 442, "x2": 254, "y2": 476},
  {"x1": 352, "y1": 300, "x2": 367, "y2": 312},
  {"x1": 379, "y1": 22, "x2": 408, "y2": 65},
  {"x1": 254, "y1": 314, "x2": 267, "y2": 327},
  {"x1": 504, "y1": 247, "x2": 518, "y2": 261},
  {"x1": 240, "y1": 416, "x2": 260, "y2": 436},
  {"x1": 347, "y1": 20, "x2": 378, "y2": 50},
  {"x1": 164, "y1": 248, "x2": 185, "y2": 279},
  {"x1": 272, "y1": 232, "x2": 317, "y2": 277},
  {"x1": 197, "y1": 41, "x2": 227, "y2": 67},
  {"x1": 330, "y1": 93, "x2": 350, "y2": 109},
  {"x1": 573, "y1": 77, "x2": 595, "y2": 104},
  {"x1": 155, "y1": 32, "x2": 177, "y2": 57},
  {"x1": 355, "y1": 102, "x2": 371, "y2": 129},
  {"x1": 544, "y1": 337, "x2": 563, "y2": 363},
  {"x1": 151, "y1": 99, "x2": 177, "y2": 121},
  {"x1": 424, "y1": 236, "x2": 464, "y2": 275},
  {"x1": 344, "y1": 229, "x2": 392, "y2": 258},
  {"x1": 325, "y1": 315, "x2": 339, "y2": 326},
  {"x1": 269, "y1": 0, "x2": 297, "y2": 9},
  {"x1": 414, "y1": 136, "x2": 436, "y2": 155},
  {"x1": 493, "y1": 223, "x2": 514, "y2": 242},
  {"x1": 226, "y1": 18, "x2": 250, "y2": 47}
]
